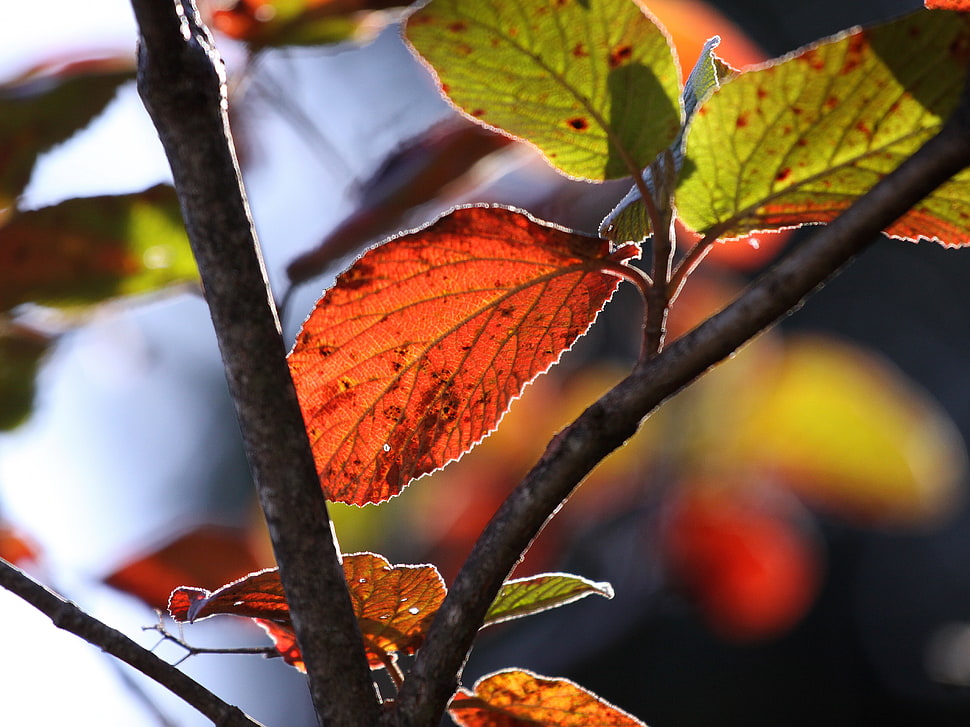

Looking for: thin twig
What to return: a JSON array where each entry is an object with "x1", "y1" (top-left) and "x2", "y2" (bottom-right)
[
  {"x1": 393, "y1": 69, "x2": 970, "y2": 727},
  {"x1": 145, "y1": 622, "x2": 281, "y2": 666},
  {"x1": 0, "y1": 559, "x2": 263, "y2": 727},
  {"x1": 127, "y1": 1, "x2": 380, "y2": 725}
]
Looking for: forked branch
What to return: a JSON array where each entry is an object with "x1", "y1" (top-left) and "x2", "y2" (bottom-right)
[{"x1": 394, "y1": 70, "x2": 970, "y2": 727}]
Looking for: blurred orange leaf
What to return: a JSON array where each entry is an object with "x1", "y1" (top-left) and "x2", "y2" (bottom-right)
[
  {"x1": 926, "y1": 1, "x2": 970, "y2": 9},
  {"x1": 664, "y1": 486, "x2": 822, "y2": 641},
  {"x1": 449, "y1": 669, "x2": 644, "y2": 727},
  {"x1": 288, "y1": 206, "x2": 634, "y2": 505},
  {"x1": 168, "y1": 552, "x2": 445, "y2": 670},
  {"x1": 0, "y1": 524, "x2": 39, "y2": 566},
  {"x1": 104, "y1": 526, "x2": 264, "y2": 610}
]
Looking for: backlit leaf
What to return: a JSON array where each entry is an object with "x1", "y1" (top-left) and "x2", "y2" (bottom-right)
[
  {"x1": 345, "y1": 552, "x2": 445, "y2": 667},
  {"x1": 404, "y1": 0, "x2": 681, "y2": 181},
  {"x1": 288, "y1": 206, "x2": 633, "y2": 505},
  {"x1": 210, "y1": 0, "x2": 407, "y2": 48},
  {"x1": 0, "y1": 56, "x2": 134, "y2": 220},
  {"x1": 449, "y1": 669, "x2": 645, "y2": 727},
  {"x1": 168, "y1": 553, "x2": 446, "y2": 669},
  {"x1": 483, "y1": 573, "x2": 613, "y2": 628},
  {"x1": 0, "y1": 185, "x2": 197, "y2": 312},
  {"x1": 678, "y1": 9, "x2": 970, "y2": 244},
  {"x1": 0, "y1": 523, "x2": 39, "y2": 566}
]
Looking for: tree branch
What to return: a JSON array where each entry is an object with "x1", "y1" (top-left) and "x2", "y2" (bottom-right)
[
  {"x1": 128, "y1": 1, "x2": 380, "y2": 724},
  {"x1": 0, "y1": 559, "x2": 262, "y2": 727},
  {"x1": 395, "y1": 75, "x2": 970, "y2": 727}
]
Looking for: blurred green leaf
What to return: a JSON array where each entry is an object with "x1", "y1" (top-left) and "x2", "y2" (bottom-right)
[
  {"x1": 0, "y1": 56, "x2": 135, "y2": 221},
  {"x1": 405, "y1": 0, "x2": 681, "y2": 180},
  {"x1": 0, "y1": 185, "x2": 197, "y2": 312},
  {"x1": 678, "y1": 9, "x2": 970, "y2": 244},
  {"x1": 0, "y1": 322, "x2": 54, "y2": 431},
  {"x1": 483, "y1": 573, "x2": 613, "y2": 628}
]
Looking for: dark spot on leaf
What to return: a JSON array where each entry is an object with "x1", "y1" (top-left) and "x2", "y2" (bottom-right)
[
  {"x1": 447, "y1": 21, "x2": 467, "y2": 32},
  {"x1": 736, "y1": 113, "x2": 749, "y2": 129},
  {"x1": 775, "y1": 168, "x2": 791, "y2": 183},
  {"x1": 567, "y1": 117, "x2": 589, "y2": 131},
  {"x1": 824, "y1": 96, "x2": 838, "y2": 110},
  {"x1": 757, "y1": 87, "x2": 768, "y2": 100},
  {"x1": 470, "y1": 109, "x2": 486, "y2": 117},
  {"x1": 855, "y1": 121, "x2": 871, "y2": 137},
  {"x1": 608, "y1": 45, "x2": 633, "y2": 69},
  {"x1": 318, "y1": 345, "x2": 336, "y2": 357},
  {"x1": 572, "y1": 43, "x2": 588, "y2": 58}
]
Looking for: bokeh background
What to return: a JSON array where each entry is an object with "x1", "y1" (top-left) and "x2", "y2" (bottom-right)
[{"x1": 4, "y1": 0, "x2": 970, "y2": 725}]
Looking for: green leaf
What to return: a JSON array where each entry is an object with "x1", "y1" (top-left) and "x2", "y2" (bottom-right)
[
  {"x1": 0, "y1": 321, "x2": 53, "y2": 431},
  {"x1": 482, "y1": 573, "x2": 614, "y2": 628},
  {"x1": 0, "y1": 185, "x2": 197, "y2": 312},
  {"x1": 405, "y1": 0, "x2": 682, "y2": 181},
  {"x1": 0, "y1": 57, "x2": 135, "y2": 221},
  {"x1": 678, "y1": 9, "x2": 970, "y2": 245},
  {"x1": 601, "y1": 36, "x2": 727, "y2": 242}
]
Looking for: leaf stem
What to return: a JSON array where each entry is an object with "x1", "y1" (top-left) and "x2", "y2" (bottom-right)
[
  {"x1": 0, "y1": 559, "x2": 264, "y2": 727},
  {"x1": 393, "y1": 68, "x2": 970, "y2": 727},
  {"x1": 668, "y1": 224, "x2": 728, "y2": 304},
  {"x1": 643, "y1": 150, "x2": 678, "y2": 359}
]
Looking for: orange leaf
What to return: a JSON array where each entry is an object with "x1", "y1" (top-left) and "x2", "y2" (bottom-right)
[
  {"x1": 449, "y1": 670, "x2": 645, "y2": 727},
  {"x1": 926, "y1": 1, "x2": 970, "y2": 9},
  {"x1": 168, "y1": 553, "x2": 445, "y2": 670},
  {"x1": 104, "y1": 526, "x2": 264, "y2": 610},
  {"x1": 0, "y1": 524, "x2": 39, "y2": 566},
  {"x1": 288, "y1": 206, "x2": 633, "y2": 505},
  {"x1": 346, "y1": 552, "x2": 445, "y2": 667}
]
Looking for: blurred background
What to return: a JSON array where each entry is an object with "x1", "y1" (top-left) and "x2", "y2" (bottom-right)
[{"x1": 4, "y1": 0, "x2": 970, "y2": 725}]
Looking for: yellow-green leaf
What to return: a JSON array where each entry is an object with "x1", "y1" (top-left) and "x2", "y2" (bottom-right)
[
  {"x1": 405, "y1": 0, "x2": 681, "y2": 181},
  {"x1": 678, "y1": 9, "x2": 970, "y2": 245},
  {"x1": 483, "y1": 573, "x2": 613, "y2": 628}
]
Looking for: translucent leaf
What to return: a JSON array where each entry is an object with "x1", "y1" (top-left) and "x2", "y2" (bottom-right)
[
  {"x1": 405, "y1": 0, "x2": 681, "y2": 181},
  {"x1": 288, "y1": 205, "x2": 634, "y2": 505},
  {"x1": 0, "y1": 185, "x2": 197, "y2": 312},
  {"x1": 678, "y1": 9, "x2": 970, "y2": 245},
  {"x1": 601, "y1": 36, "x2": 727, "y2": 243},
  {"x1": 168, "y1": 553, "x2": 446, "y2": 670},
  {"x1": 0, "y1": 56, "x2": 134, "y2": 219},
  {"x1": 483, "y1": 573, "x2": 613, "y2": 628},
  {"x1": 449, "y1": 670, "x2": 645, "y2": 727},
  {"x1": 344, "y1": 552, "x2": 445, "y2": 667}
]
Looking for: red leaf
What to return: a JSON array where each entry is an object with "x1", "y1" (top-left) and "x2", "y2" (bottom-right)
[
  {"x1": 449, "y1": 670, "x2": 645, "y2": 727},
  {"x1": 0, "y1": 524, "x2": 39, "y2": 566},
  {"x1": 926, "y1": 1, "x2": 970, "y2": 9},
  {"x1": 168, "y1": 553, "x2": 446, "y2": 670},
  {"x1": 168, "y1": 567, "x2": 287, "y2": 623},
  {"x1": 104, "y1": 526, "x2": 264, "y2": 610},
  {"x1": 288, "y1": 206, "x2": 633, "y2": 505}
]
